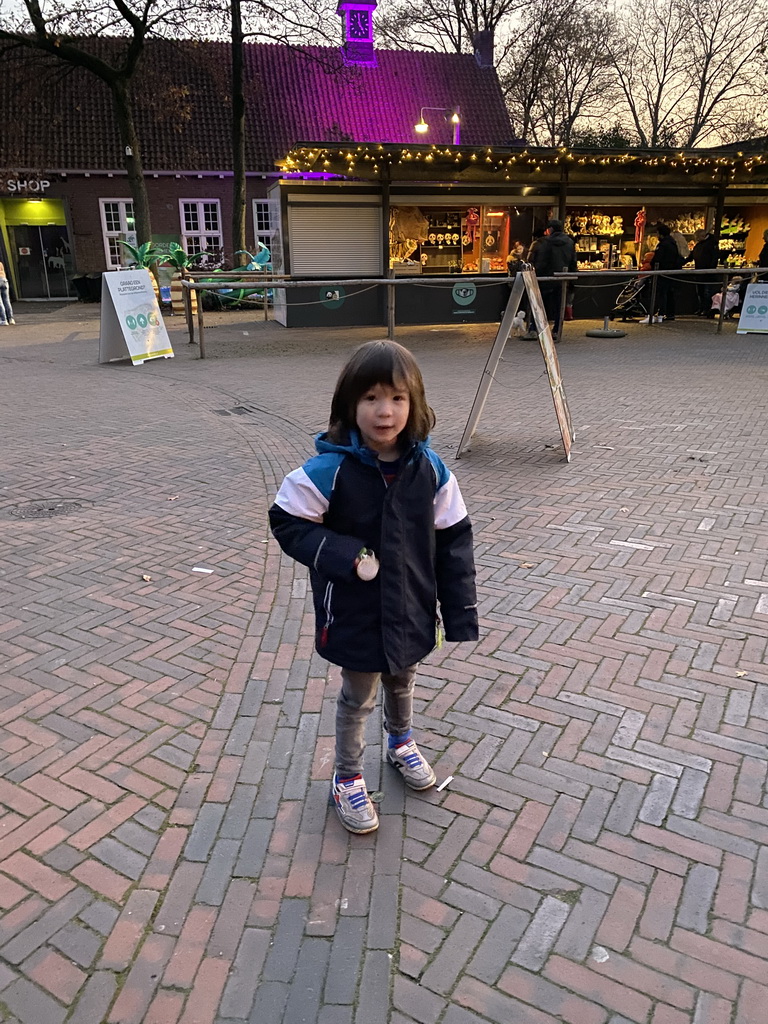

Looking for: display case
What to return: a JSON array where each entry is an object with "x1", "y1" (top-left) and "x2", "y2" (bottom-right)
[
  {"x1": 718, "y1": 216, "x2": 751, "y2": 266},
  {"x1": 390, "y1": 204, "x2": 541, "y2": 276},
  {"x1": 419, "y1": 212, "x2": 463, "y2": 275}
]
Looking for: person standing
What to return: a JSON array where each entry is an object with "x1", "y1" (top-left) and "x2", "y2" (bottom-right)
[
  {"x1": 269, "y1": 340, "x2": 478, "y2": 834},
  {"x1": 532, "y1": 219, "x2": 576, "y2": 336},
  {"x1": 691, "y1": 229, "x2": 720, "y2": 315},
  {"x1": 758, "y1": 228, "x2": 768, "y2": 267},
  {"x1": 0, "y1": 261, "x2": 16, "y2": 326},
  {"x1": 644, "y1": 224, "x2": 682, "y2": 323}
]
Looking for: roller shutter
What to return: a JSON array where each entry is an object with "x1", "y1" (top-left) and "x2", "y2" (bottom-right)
[{"x1": 288, "y1": 204, "x2": 382, "y2": 275}]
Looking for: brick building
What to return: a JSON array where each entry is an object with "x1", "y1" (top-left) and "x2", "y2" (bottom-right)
[{"x1": 0, "y1": 27, "x2": 512, "y2": 300}]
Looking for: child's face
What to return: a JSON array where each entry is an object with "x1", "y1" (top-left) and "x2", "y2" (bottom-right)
[{"x1": 356, "y1": 381, "x2": 410, "y2": 457}]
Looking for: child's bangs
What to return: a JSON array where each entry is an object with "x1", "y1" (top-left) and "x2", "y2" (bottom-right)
[{"x1": 354, "y1": 344, "x2": 411, "y2": 396}]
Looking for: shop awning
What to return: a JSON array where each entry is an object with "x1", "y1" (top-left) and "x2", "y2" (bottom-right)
[{"x1": 277, "y1": 143, "x2": 768, "y2": 188}]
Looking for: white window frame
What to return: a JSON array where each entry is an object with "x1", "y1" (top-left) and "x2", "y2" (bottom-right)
[
  {"x1": 179, "y1": 199, "x2": 223, "y2": 258},
  {"x1": 99, "y1": 198, "x2": 136, "y2": 268},
  {"x1": 252, "y1": 199, "x2": 280, "y2": 254}
]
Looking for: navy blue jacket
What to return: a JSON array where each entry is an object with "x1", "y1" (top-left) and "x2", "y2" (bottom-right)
[{"x1": 269, "y1": 430, "x2": 478, "y2": 673}]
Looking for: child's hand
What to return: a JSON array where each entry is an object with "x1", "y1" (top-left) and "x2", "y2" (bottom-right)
[{"x1": 355, "y1": 549, "x2": 379, "y2": 581}]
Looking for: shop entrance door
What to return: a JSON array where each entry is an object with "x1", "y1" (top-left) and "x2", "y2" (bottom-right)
[{"x1": 11, "y1": 225, "x2": 73, "y2": 299}]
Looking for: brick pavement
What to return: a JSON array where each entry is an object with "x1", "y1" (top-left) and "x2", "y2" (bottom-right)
[{"x1": 0, "y1": 301, "x2": 767, "y2": 1024}]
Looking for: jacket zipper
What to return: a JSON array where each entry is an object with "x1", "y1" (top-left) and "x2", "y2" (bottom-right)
[{"x1": 321, "y1": 581, "x2": 334, "y2": 647}]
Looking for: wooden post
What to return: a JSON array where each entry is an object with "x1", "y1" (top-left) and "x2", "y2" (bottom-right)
[
  {"x1": 558, "y1": 166, "x2": 568, "y2": 223},
  {"x1": 556, "y1": 278, "x2": 568, "y2": 341},
  {"x1": 196, "y1": 286, "x2": 206, "y2": 358},
  {"x1": 716, "y1": 272, "x2": 728, "y2": 335},
  {"x1": 387, "y1": 268, "x2": 396, "y2": 339},
  {"x1": 183, "y1": 275, "x2": 194, "y2": 343},
  {"x1": 648, "y1": 275, "x2": 658, "y2": 323},
  {"x1": 382, "y1": 166, "x2": 392, "y2": 334}
]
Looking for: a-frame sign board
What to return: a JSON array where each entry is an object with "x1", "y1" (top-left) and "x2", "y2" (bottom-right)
[
  {"x1": 99, "y1": 269, "x2": 174, "y2": 366},
  {"x1": 456, "y1": 269, "x2": 576, "y2": 461}
]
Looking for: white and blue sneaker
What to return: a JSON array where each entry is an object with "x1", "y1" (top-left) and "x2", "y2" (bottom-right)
[
  {"x1": 331, "y1": 773, "x2": 379, "y2": 834},
  {"x1": 386, "y1": 738, "x2": 436, "y2": 790}
]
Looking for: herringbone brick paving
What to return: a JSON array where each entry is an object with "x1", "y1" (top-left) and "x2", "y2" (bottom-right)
[{"x1": 1, "y1": 302, "x2": 767, "y2": 1024}]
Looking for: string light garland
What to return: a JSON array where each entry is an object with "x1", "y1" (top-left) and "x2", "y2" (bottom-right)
[{"x1": 277, "y1": 143, "x2": 768, "y2": 183}]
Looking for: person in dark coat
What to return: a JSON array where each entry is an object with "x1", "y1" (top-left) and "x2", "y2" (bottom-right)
[
  {"x1": 758, "y1": 229, "x2": 768, "y2": 267},
  {"x1": 532, "y1": 219, "x2": 576, "y2": 334},
  {"x1": 691, "y1": 229, "x2": 720, "y2": 315},
  {"x1": 647, "y1": 223, "x2": 682, "y2": 322},
  {"x1": 269, "y1": 340, "x2": 478, "y2": 834}
]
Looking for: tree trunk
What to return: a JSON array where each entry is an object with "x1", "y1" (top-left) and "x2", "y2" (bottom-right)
[
  {"x1": 231, "y1": 0, "x2": 247, "y2": 266},
  {"x1": 111, "y1": 79, "x2": 152, "y2": 245}
]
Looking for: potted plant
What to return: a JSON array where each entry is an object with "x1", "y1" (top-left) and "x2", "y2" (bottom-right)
[
  {"x1": 162, "y1": 242, "x2": 211, "y2": 315},
  {"x1": 119, "y1": 239, "x2": 165, "y2": 300}
]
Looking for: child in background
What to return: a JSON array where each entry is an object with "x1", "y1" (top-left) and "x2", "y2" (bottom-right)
[{"x1": 269, "y1": 340, "x2": 478, "y2": 834}]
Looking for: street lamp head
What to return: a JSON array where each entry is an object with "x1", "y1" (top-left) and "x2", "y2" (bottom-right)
[{"x1": 413, "y1": 106, "x2": 461, "y2": 144}]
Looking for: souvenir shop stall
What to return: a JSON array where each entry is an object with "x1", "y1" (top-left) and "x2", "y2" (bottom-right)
[{"x1": 272, "y1": 143, "x2": 768, "y2": 327}]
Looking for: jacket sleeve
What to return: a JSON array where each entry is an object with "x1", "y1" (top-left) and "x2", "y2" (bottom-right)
[
  {"x1": 431, "y1": 461, "x2": 479, "y2": 642},
  {"x1": 268, "y1": 464, "x2": 365, "y2": 582}
]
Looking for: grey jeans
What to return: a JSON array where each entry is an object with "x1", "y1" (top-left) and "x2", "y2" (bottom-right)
[
  {"x1": 336, "y1": 665, "x2": 417, "y2": 776},
  {"x1": 0, "y1": 279, "x2": 13, "y2": 324}
]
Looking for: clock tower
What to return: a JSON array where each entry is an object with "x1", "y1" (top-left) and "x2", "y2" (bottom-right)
[{"x1": 337, "y1": 0, "x2": 377, "y2": 67}]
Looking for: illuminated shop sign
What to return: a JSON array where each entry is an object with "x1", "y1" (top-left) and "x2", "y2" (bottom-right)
[{"x1": 4, "y1": 178, "x2": 51, "y2": 194}]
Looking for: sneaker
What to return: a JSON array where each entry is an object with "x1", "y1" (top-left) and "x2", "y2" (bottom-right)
[
  {"x1": 654, "y1": 315, "x2": 664, "y2": 323},
  {"x1": 639, "y1": 316, "x2": 652, "y2": 324},
  {"x1": 8, "y1": 319, "x2": 15, "y2": 325},
  {"x1": 331, "y1": 774, "x2": 379, "y2": 834},
  {"x1": 387, "y1": 738, "x2": 436, "y2": 790}
]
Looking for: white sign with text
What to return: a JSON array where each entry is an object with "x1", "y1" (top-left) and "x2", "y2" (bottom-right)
[
  {"x1": 737, "y1": 282, "x2": 768, "y2": 334},
  {"x1": 99, "y1": 269, "x2": 174, "y2": 365}
]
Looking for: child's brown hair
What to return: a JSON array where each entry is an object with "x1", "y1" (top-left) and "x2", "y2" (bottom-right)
[{"x1": 328, "y1": 340, "x2": 435, "y2": 445}]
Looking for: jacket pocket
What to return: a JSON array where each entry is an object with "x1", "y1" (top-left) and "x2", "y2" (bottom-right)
[{"x1": 320, "y1": 582, "x2": 334, "y2": 647}]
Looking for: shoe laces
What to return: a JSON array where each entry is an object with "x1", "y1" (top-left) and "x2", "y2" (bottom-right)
[
  {"x1": 336, "y1": 775, "x2": 370, "y2": 810},
  {"x1": 395, "y1": 740, "x2": 423, "y2": 769}
]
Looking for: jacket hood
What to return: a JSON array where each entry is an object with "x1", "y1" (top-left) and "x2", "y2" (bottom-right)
[
  {"x1": 548, "y1": 232, "x2": 572, "y2": 248},
  {"x1": 315, "y1": 429, "x2": 429, "y2": 466}
]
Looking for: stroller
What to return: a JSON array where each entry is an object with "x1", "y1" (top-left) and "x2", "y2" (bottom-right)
[{"x1": 610, "y1": 275, "x2": 650, "y2": 321}]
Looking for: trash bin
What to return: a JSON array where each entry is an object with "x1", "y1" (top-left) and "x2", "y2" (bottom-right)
[
  {"x1": 86, "y1": 273, "x2": 102, "y2": 302},
  {"x1": 71, "y1": 275, "x2": 90, "y2": 302}
]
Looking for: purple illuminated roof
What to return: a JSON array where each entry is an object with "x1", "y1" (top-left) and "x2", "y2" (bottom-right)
[{"x1": 0, "y1": 39, "x2": 512, "y2": 173}]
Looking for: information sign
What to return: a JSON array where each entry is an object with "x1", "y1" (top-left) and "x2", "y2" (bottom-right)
[
  {"x1": 456, "y1": 269, "x2": 575, "y2": 461},
  {"x1": 736, "y1": 282, "x2": 768, "y2": 334},
  {"x1": 99, "y1": 269, "x2": 174, "y2": 365}
]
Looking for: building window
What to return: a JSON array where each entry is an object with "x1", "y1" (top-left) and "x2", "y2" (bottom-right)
[
  {"x1": 100, "y1": 199, "x2": 136, "y2": 268},
  {"x1": 180, "y1": 200, "x2": 222, "y2": 258},
  {"x1": 253, "y1": 199, "x2": 279, "y2": 254}
]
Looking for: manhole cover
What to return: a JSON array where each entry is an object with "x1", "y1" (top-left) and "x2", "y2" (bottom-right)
[{"x1": 9, "y1": 500, "x2": 86, "y2": 520}]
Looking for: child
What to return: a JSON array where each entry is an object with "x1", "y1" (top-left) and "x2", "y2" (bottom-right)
[{"x1": 269, "y1": 340, "x2": 478, "y2": 834}]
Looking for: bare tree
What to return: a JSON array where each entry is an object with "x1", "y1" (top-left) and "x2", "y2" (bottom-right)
[
  {"x1": 377, "y1": 0, "x2": 523, "y2": 55},
  {"x1": 606, "y1": 0, "x2": 697, "y2": 147},
  {"x1": 226, "y1": 0, "x2": 348, "y2": 259},
  {"x1": 604, "y1": 0, "x2": 768, "y2": 148},
  {"x1": 678, "y1": 0, "x2": 768, "y2": 145},
  {"x1": 0, "y1": 0, "x2": 193, "y2": 244},
  {"x1": 499, "y1": 0, "x2": 616, "y2": 145}
]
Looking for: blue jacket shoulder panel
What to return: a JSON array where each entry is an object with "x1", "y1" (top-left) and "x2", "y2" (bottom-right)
[
  {"x1": 423, "y1": 447, "x2": 451, "y2": 489},
  {"x1": 302, "y1": 452, "x2": 346, "y2": 501}
]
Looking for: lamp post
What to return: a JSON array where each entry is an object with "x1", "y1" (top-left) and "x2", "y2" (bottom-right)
[{"x1": 414, "y1": 106, "x2": 461, "y2": 145}]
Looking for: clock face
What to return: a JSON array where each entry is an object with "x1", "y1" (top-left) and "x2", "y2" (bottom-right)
[{"x1": 348, "y1": 9, "x2": 371, "y2": 39}]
